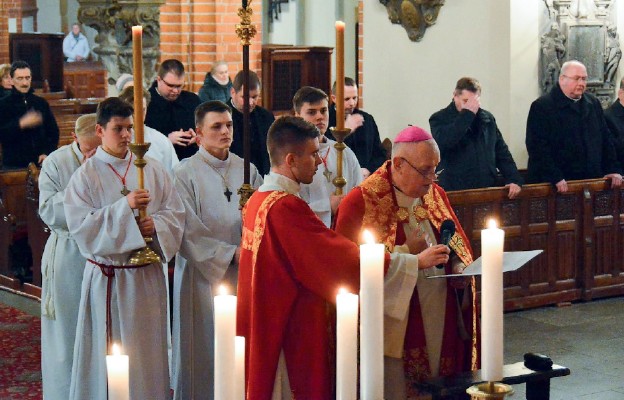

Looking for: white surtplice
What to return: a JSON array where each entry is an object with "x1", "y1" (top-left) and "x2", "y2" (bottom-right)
[
  {"x1": 64, "y1": 147, "x2": 184, "y2": 400},
  {"x1": 171, "y1": 146, "x2": 262, "y2": 399},
  {"x1": 145, "y1": 125, "x2": 179, "y2": 175},
  {"x1": 39, "y1": 142, "x2": 87, "y2": 400}
]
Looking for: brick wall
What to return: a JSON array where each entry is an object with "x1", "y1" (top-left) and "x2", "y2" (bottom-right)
[{"x1": 160, "y1": 0, "x2": 263, "y2": 93}]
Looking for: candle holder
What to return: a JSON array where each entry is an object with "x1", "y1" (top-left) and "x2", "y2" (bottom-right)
[
  {"x1": 329, "y1": 127, "x2": 352, "y2": 195},
  {"x1": 127, "y1": 142, "x2": 161, "y2": 266},
  {"x1": 466, "y1": 381, "x2": 514, "y2": 399},
  {"x1": 237, "y1": 183, "x2": 255, "y2": 210},
  {"x1": 235, "y1": 1, "x2": 257, "y2": 46}
]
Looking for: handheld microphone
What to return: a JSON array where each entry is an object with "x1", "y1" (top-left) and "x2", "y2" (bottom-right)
[{"x1": 437, "y1": 219, "x2": 455, "y2": 269}]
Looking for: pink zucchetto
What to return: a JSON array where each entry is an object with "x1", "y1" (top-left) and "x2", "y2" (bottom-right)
[{"x1": 393, "y1": 125, "x2": 433, "y2": 143}]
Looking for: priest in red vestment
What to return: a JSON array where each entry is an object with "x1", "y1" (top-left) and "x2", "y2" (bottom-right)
[
  {"x1": 237, "y1": 117, "x2": 451, "y2": 400},
  {"x1": 334, "y1": 126, "x2": 479, "y2": 399}
]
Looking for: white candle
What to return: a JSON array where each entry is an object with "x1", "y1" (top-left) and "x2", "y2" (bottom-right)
[
  {"x1": 235, "y1": 336, "x2": 245, "y2": 400},
  {"x1": 337, "y1": 288, "x2": 358, "y2": 400},
  {"x1": 481, "y1": 219, "x2": 504, "y2": 382},
  {"x1": 214, "y1": 285, "x2": 237, "y2": 400},
  {"x1": 359, "y1": 230, "x2": 384, "y2": 399},
  {"x1": 106, "y1": 343, "x2": 129, "y2": 400}
]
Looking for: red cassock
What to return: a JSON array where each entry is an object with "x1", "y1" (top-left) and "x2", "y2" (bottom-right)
[
  {"x1": 237, "y1": 190, "x2": 362, "y2": 400},
  {"x1": 334, "y1": 161, "x2": 479, "y2": 387}
]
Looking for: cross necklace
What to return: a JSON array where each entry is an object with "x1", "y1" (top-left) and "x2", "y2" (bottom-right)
[
  {"x1": 320, "y1": 146, "x2": 332, "y2": 182},
  {"x1": 106, "y1": 153, "x2": 133, "y2": 196},
  {"x1": 201, "y1": 154, "x2": 233, "y2": 202}
]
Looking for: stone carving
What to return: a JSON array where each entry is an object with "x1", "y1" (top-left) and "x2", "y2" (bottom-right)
[
  {"x1": 540, "y1": 0, "x2": 620, "y2": 106},
  {"x1": 604, "y1": 23, "x2": 621, "y2": 85},
  {"x1": 78, "y1": 0, "x2": 165, "y2": 89},
  {"x1": 540, "y1": 22, "x2": 567, "y2": 94},
  {"x1": 379, "y1": 0, "x2": 445, "y2": 42}
]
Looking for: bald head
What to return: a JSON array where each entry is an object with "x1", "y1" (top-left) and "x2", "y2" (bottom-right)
[
  {"x1": 559, "y1": 60, "x2": 588, "y2": 99},
  {"x1": 391, "y1": 139, "x2": 441, "y2": 199}
]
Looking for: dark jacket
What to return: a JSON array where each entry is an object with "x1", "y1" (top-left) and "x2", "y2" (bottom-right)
[
  {"x1": 603, "y1": 100, "x2": 624, "y2": 168},
  {"x1": 145, "y1": 81, "x2": 202, "y2": 160},
  {"x1": 327, "y1": 105, "x2": 387, "y2": 173},
  {"x1": 0, "y1": 87, "x2": 11, "y2": 100},
  {"x1": 198, "y1": 73, "x2": 232, "y2": 104},
  {"x1": 526, "y1": 83, "x2": 621, "y2": 184},
  {"x1": 0, "y1": 87, "x2": 59, "y2": 168},
  {"x1": 229, "y1": 100, "x2": 275, "y2": 176},
  {"x1": 429, "y1": 101, "x2": 522, "y2": 191}
]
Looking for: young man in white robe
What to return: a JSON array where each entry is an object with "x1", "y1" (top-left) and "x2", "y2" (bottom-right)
[
  {"x1": 171, "y1": 100, "x2": 263, "y2": 399},
  {"x1": 64, "y1": 97, "x2": 184, "y2": 400},
  {"x1": 119, "y1": 85, "x2": 180, "y2": 175},
  {"x1": 39, "y1": 113, "x2": 100, "y2": 400},
  {"x1": 293, "y1": 86, "x2": 362, "y2": 227}
]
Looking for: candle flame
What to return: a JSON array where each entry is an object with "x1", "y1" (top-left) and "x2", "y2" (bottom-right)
[
  {"x1": 487, "y1": 219, "x2": 498, "y2": 229},
  {"x1": 338, "y1": 287, "x2": 347, "y2": 295},
  {"x1": 218, "y1": 284, "x2": 228, "y2": 296},
  {"x1": 112, "y1": 343, "x2": 121, "y2": 356},
  {"x1": 362, "y1": 230, "x2": 376, "y2": 244}
]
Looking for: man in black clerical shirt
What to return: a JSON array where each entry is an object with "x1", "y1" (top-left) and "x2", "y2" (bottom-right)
[
  {"x1": 145, "y1": 59, "x2": 202, "y2": 160},
  {"x1": 228, "y1": 70, "x2": 274, "y2": 176},
  {"x1": 604, "y1": 77, "x2": 624, "y2": 168},
  {"x1": 0, "y1": 61, "x2": 59, "y2": 169},
  {"x1": 327, "y1": 77, "x2": 387, "y2": 178}
]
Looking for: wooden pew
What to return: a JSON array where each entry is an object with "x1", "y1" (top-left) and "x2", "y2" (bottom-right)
[
  {"x1": 447, "y1": 178, "x2": 624, "y2": 311},
  {"x1": 0, "y1": 196, "x2": 14, "y2": 277},
  {"x1": 26, "y1": 163, "x2": 49, "y2": 287},
  {"x1": 0, "y1": 168, "x2": 29, "y2": 280}
]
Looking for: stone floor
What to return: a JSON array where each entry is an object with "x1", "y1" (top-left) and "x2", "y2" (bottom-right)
[
  {"x1": 504, "y1": 296, "x2": 624, "y2": 399},
  {"x1": 1, "y1": 287, "x2": 623, "y2": 399}
]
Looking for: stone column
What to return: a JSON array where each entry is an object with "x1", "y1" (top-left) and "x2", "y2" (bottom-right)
[{"x1": 78, "y1": 0, "x2": 165, "y2": 88}]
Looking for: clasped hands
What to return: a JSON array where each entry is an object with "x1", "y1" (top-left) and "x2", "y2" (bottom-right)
[
  {"x1": 168, "y1": 128, "x2": 197, "y2": 147},
  {"x1": 127, "y1": 189, "x2": 155, "y2": 236}
]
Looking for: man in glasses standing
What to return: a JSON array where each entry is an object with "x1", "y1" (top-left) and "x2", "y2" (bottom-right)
[
  {"x1": 334, "y1": 126, "x2": 478, "y2": 399},
  {"x1": 146, "y1": 59, "x2": 202, "y2": 160},
  {"x1": 429, "y1": 77, "x2": 522, "y2": 199},
  {"x1": 526, "y1": 60, "x2": 622, "y2": 191}
]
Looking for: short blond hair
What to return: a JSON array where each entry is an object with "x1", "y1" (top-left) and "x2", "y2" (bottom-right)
[
  {"x1": 0, "y1": 64, "x2": 11, "y2": 79},
  {"x1": 75, "y1": 113, "x2": 97, "y2": 137}
]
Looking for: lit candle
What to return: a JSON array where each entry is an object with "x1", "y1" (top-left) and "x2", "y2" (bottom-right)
[
  {"x1": 336, "y1": 288, "x2": 358, "y2": 400},
  {"x1": 335, "y1": 21, "x2": 345, "y2": 130},
  {"x1": 235, "y1": 336, "x2": 246, "y2": 400},
  {"x1": 214, "y1": 285, "x2": 237, "y2": 400},
  {"x1": 106, "y1": 343, "x2": 129, "y2": 400},
  {"x1": 481, "y1": 219, "x2": 504, "y2": 382},
  {"x1": 131, "y1": 25, "x2": 144, "y2": 144},
  {"x1": 359, "y1": 230, "x2": 384, "y2": 399}
]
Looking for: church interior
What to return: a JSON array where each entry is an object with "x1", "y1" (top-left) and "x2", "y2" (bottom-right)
[{"x1": 1, "y1": 0, "x2": 624, "y2": 399}]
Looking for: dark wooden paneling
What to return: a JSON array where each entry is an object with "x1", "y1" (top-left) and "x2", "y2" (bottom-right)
[{"x1": 447, "y1": 178, "x2": 624, "y2": 311}]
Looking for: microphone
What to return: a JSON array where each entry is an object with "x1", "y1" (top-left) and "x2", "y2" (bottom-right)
[{"x1": 437, "y1": 219, "x2": 455, "y2": 269}]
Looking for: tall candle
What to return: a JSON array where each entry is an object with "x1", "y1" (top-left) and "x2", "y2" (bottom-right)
[
  {"x1": 214, "y1": 285, "x2": 237, "y2": 400},
  {"x1": 481, "y1": 219, "x2": 504, "y2": 382},
  {"x1": 337, "y1": 288, "x2": 358, "y2": 400},
  {"x1": 335, "y1": 21, "x2": 345, "y2": 130},
  {"x1": 131, "y1": 25, "x2": 144, "y2": 144},
  {"x1": 106, "y1": 343, "x2": 129, "y2": 400},
  {"x1": 359, "y1": 230, "x2": 384, "y2": 399},
  {"x1": 235, "y1": 336, "x2": 246, "y2": 400}
]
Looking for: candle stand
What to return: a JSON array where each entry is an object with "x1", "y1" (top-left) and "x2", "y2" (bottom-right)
[
  {"x1": 467, "y1": 381, "x2": 514, "y2": 399},
  {"x1": 128, "y1": 142, "x2": 161, "y2": 265},
  {"x1": 329, "y1": 127, "x2": 352, "y2": 195}
]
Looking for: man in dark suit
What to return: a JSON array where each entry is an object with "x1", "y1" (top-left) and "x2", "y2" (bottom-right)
[
  {"x1": 526, "y1": 60, "x2": 622, "y2": 192},
  {"x1": 327, "y1": 77, "x2": 387, "y2": 178},
  {"x1": 228, "y1": 70, "x2": 274, "y2": 176}
]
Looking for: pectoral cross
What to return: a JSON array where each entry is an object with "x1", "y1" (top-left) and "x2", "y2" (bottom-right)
[
  {"x1": 224, "y1": 187, "x2": 232, "y2": 202},
  {"x1": 121, "y1": 186, "x2": 130, "y2": 196},
  {"x1": 323, "y1": 168, "x2": 333, "y2": 183}
]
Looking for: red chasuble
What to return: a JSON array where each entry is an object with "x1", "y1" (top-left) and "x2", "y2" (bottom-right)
[
  {"x1": 334, "y1": 161, "x2": 479, "y2": 385},
  {"x1": 237, "y1": 190, "x2": 362, "y2": 400}
]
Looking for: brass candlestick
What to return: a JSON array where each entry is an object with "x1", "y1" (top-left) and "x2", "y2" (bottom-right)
[
  {"x1": 238, "y1": 183, "x2": 255, "y2": 210},
  {"x1": 466, "y1": 381, "x2": 514, "y2": 399},
  {"x1": 128, "y1": 142, "x2": 161, "y2": 265},
  {"x1": 329, "y1": 127, "x2": 352, "y2": 195}
]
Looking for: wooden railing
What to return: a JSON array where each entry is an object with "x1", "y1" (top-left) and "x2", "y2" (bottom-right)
[{"x1": 447, "y1": 178, "x2": 624, "y2": 311}]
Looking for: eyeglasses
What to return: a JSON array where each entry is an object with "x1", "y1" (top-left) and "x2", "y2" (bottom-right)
[
  {"x1": 400, "y1": 157, "x2": 443, "y2": 181},
  {"x1": 562, "y1": 75, "x2": 588, "y2": 83},
  {"x1": 159, "y1": 78, "x2": 184, "y2": 90}
]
